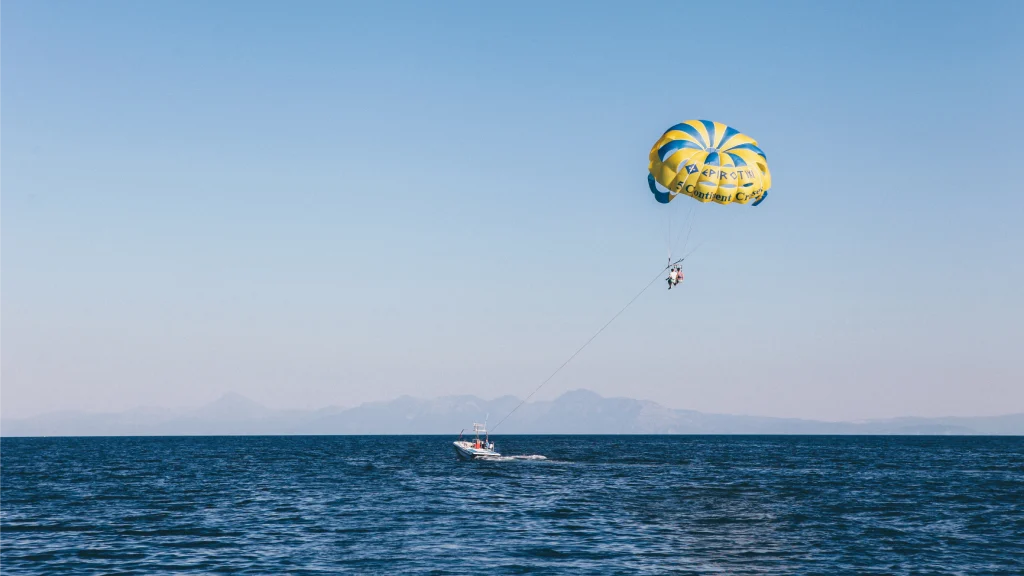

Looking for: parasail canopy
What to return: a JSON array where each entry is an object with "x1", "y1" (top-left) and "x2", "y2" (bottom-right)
[{"x1": 648, "y1": 120, "x2": 771, "y2": 206}]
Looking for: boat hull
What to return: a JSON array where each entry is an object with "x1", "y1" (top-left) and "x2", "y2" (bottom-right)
[{"x1": 453, "y1": 441, "x2": 500, "y2": 460}]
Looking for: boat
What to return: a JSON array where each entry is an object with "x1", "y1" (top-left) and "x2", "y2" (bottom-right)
[{"x1": 453, "y1": 422, "x2": 500, "y2": 460}]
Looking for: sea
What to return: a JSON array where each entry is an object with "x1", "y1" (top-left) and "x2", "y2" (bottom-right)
[{"x1": 2, "y1": 435, "x2": 1022, "y2": 574}]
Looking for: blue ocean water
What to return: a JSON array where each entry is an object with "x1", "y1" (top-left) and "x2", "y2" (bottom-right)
[{"x1": 2, "y1": 435, "x2": 1022, "y2": 574}]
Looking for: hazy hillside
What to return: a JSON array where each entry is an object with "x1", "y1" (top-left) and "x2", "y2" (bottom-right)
[{"x1": 4, "y1": 390, "x2": 1022, "y2": 437}]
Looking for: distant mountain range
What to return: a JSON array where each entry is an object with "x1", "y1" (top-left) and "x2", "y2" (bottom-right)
[{"x1": 3, "y1": 390, "x2": 1022, "y2": 437}]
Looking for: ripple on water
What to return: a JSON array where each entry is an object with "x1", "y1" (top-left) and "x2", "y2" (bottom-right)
[{"x1": 2, "y1": 435, "x2": 1023, "y2": 574}]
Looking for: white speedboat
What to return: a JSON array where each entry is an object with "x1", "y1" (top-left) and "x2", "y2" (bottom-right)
[{"x1": 453, "y1": 422, "x2": 500, "y2": 460}]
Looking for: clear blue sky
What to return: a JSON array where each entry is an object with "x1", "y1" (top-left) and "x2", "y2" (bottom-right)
[{"x1": 3, "y1": 0, "x2": 1022, "y2": 420}]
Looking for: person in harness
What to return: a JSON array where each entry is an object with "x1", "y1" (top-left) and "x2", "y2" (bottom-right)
[{"x1": 667, "y1": 266, "x2": 683, "y2": 289}]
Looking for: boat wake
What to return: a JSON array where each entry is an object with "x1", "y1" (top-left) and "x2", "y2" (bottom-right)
[{"x1": 477, "y1": 454, "x2": 548, "y2": 462}]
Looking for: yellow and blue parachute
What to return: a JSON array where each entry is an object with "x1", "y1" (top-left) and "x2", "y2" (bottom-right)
[{"x1": 648, "y1": 120, "x2": 771, "y2": 206}]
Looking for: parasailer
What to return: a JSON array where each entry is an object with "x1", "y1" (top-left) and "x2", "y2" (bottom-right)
[
  {"x1": 647, "y1": 120, "x2": 771, "y2": 286},
  {"x1": 667, "y1": 266, "x2": 683, "y2": 289}
]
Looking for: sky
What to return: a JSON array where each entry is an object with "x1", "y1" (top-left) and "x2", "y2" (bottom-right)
[{"x1": 3, "y1": 0, "x2": 1023, "y2": 421}]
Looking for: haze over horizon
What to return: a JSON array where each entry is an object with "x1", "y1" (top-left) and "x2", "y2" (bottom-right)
[
  {"x1": 11, "y1": 389, "x2": 1024, "y2": 423},
  {"x1": 5, "y1": 388, "x2": 1023, "y2": 437},
  {"x1": 4, "y1": 1, "x2": 1023, "y2": 422}
]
